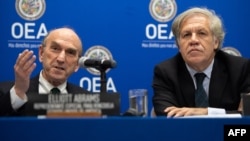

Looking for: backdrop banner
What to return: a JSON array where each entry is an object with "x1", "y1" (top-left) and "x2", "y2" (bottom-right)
[{"x1": 1, "y1": 0, "x2": 249, "y2": 115}]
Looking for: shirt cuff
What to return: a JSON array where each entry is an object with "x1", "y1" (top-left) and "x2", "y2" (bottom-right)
[
  {"x1": 208, "y1": 107, "x2": 226, "y2": 115},
  {"x1": 10, "y1": 87, "x2": 28, "y2": 110}
]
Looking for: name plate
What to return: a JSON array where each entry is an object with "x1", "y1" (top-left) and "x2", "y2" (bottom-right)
[{"x1": 24, "y1": 93, "x2": 120, "y2": 117}]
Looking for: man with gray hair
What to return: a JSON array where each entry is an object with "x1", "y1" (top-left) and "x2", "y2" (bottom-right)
[{"x1": 152, "y1": 7, "x2": 250, "y2": 117}]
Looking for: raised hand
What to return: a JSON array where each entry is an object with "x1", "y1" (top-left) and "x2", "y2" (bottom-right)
[{"x1": 14, "y1": 49, "x2": 36, "y2": 99}]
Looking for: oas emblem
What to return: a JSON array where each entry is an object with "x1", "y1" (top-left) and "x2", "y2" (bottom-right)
[
  {"x1": 15, "y1": 0, "x2": 46, "y2": 21},
  {"x1": 221, "y1": 47, "x2": 242, "y2": 57},
  {"x1": 149, "y1": 0, "x2": 177, "y2": 22},
  {"x1": 84, "y1": 45, "x2": 114, "y2": 75}
]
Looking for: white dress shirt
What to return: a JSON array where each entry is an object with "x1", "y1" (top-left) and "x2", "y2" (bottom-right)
[
  {"x1": 186, "y1": 59, "x2": 226, "y2": 115},
  {"x1": 10, "y1": 70, "x2": 67, "y2": 110}
]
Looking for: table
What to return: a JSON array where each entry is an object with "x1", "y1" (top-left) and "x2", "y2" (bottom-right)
[{"x1": 1, "y1": 116, "x2": 250, "y2": 141}]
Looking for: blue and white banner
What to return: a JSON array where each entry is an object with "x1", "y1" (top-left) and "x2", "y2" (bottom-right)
[{"x1": 1, "y1": 0, "x2": 250, "y2": 115}]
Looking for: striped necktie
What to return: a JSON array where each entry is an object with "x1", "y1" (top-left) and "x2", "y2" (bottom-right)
[{"x1": 194, "y1": 73, "x2": 208, "y2": 107}]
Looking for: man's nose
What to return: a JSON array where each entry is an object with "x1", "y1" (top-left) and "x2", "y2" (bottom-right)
[
  {"x1": 191, "y1": 33, "x2": 198, "y2": 41},
  {"x1": 57, "y1": 51, "x2": 66, "y2": 62}
]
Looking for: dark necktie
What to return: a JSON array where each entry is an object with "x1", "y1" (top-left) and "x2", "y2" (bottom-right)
[
  {"x1": 50, "y1": 87, "x2": 61, "y2": 94},
  {"x1": 194, "y1": 73, "x2": 208, "y2": 107}
]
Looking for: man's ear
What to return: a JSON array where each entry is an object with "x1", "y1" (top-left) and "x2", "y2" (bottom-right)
[
  {"x1": 74, "y1": 63, "x2": 79, "y2": 72},
  {"x1": 214, "y1": 38, "x2": 219, "y2": 50},
  {"x1": 38, "y1": 45, "x2": 44, "y2": 62},
  {"x1": 74, "y1": 67, "x2": 79, "y2": 72}
]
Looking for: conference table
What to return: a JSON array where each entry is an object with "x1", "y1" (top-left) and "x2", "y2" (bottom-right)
[{"x1": 1, "y1": 115, "x2": 250, "y2": 141}]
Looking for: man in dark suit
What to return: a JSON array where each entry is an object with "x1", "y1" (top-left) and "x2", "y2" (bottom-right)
[
  {"x1": 152, "y1": 7, "x2": 250, "y2": 117},
  {"x1": 0, "y1": 27, "x2": 89, "y2": 116}
]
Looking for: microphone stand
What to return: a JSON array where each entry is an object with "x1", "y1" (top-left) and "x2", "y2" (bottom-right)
[{"x1": 95, "y1": 66, "x2": 108, "y2": 94}]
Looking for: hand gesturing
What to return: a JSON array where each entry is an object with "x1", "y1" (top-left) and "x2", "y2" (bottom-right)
[{"x1": 14, "y1": 49, "x2": 36, "y2": 99}]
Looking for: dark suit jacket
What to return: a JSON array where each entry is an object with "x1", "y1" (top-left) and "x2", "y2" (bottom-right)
[
  {"x1": 152, "y1": 50, "x2": 250, "y2": 116},
  {"x1": 0, "y1": 74, "x2": 89, "y2": 116}
]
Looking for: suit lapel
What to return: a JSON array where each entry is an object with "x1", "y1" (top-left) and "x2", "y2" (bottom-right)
[
  {"x1": 66, "y1": 83, "x2": 73, "y2": 93},
  {"x1": 27, "y1": 74, "x2": 39, "y2": 93},
  {"x1": 209, "y1": 57, "x2": 228, "y2": 107},
  {"x1": 178, "y1": 55, "x2": 196, "y2": 106}
]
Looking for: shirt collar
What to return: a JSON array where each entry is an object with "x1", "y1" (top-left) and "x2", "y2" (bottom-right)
[
  {"x1": 39, "y1": 70, "x2": 67, "y2": 93},
  {"x1": 186, "y1": 59, "x2": 214, "y2": 79}
]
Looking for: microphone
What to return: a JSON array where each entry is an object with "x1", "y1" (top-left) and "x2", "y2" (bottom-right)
[{"x1": 78, "y1": 57, "x2": 117, "y2": 69}]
